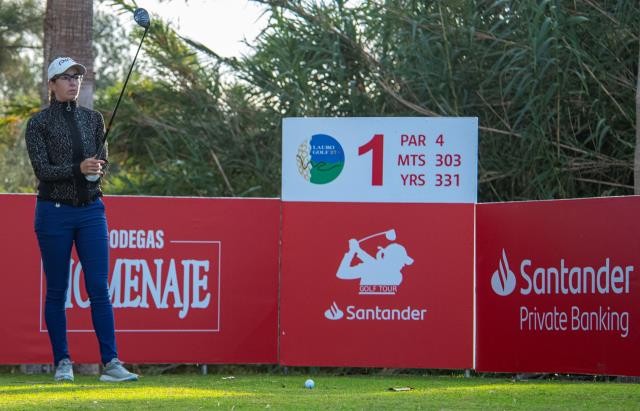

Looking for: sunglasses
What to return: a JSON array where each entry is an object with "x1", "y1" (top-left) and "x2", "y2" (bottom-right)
[{"x1": 54, "y1": 73, "x2": 83, "y2": 82}]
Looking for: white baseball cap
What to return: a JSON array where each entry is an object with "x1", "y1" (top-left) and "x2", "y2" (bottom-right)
[{"x1": 47, "y1": 57, "x2": 86, "y2": 81}]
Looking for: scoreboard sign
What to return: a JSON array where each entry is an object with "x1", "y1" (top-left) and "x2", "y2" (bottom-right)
[
  {"x1": 282, "y1": 117, "x2": 478, "y2": 203},
  {"x1": 280, "y1": 117, "x2": 478, "y2": 368}
]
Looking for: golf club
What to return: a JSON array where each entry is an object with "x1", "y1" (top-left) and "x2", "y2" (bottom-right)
[
  {"x1": 86, "y1": 7, "x2": 151, "y2": 181},
  {"x1": 357, "y1": 229, "x2": 396, "y2": 244}
]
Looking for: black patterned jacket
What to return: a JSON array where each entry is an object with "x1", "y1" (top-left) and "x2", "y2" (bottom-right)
[{"x1": 25, "y1": 98, "x2": 108, "y2": 205}]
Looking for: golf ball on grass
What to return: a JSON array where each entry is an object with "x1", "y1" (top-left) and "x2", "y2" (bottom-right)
[{"x1": 304, "y1": 379, "x2": 315, "y2": 389}]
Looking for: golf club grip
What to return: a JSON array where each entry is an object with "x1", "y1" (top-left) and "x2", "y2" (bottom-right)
[{"x1": 94, "y1": 27, "x2": 149, "y2": 158}]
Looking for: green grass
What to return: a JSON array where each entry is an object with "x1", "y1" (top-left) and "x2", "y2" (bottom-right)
[{"x1": 0, "y1": 373, "x2": 639, "y2": 410}]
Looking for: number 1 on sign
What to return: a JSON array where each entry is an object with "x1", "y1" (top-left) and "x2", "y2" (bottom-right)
[{"x1": 358, "y1": 134, "x2": 384, "y2": 186}]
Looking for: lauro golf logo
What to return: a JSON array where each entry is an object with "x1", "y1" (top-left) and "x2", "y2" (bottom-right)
[
  {"x1": 490, "y1": 248, "x2": 633, "y2": 338},
  {"x1": 296, "y1": 133, "x2": 345, "y2": 184}
]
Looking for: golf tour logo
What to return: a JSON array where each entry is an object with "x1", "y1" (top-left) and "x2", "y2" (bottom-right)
[
  {"x1": 489, "y1": 249, "x2": 633, "y2": 338},
  {"x1": 336, "y1": 229, "x2": 414, "y2": 295},
  {"x1": 491, "y1": 249, "x2": 516, "y2": 296},
  {"x1": 325, "y1": 229, "x2": 427, "y2": 322},
  {"x1": 324, "y1": 301, "x2": 344, "y2": 320},
  {"x1": 296, "y1": 133, "x2": 345, "y2": 184}
]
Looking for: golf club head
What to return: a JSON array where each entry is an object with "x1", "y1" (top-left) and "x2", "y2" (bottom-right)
[
  {"x1": 386, "y1": 229, "x2": 397, "y2": 241},
  {"x1": 134, "y1": 8, "x2": 150, "y2": 29}
]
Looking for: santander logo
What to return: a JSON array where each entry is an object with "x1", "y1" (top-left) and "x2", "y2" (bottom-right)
[
  {"x1": 324, "y1": 301, "x2": 344, "y2": 320},
  {"x1": 491, "y1": 249, "x2": 517, "y2": 296},
  {"x1": 490, "y1": 249, "x2": 633, "y2": 297}
]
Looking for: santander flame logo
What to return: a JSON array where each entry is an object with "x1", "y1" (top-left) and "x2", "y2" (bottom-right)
[
  {"x1": 491, "y1": 249, "x2": 516, "y2": 296},
  {"x1": 324, "y1": 301, "x2": 344, "y2": 320}
]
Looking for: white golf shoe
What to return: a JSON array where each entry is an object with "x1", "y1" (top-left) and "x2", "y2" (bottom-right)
[
  {"x1": 54, "y1": 358, "x2": 74, "y2": 382},
  {"x1": 99, "y1": 358, "x2": 139, "y2": 382}
]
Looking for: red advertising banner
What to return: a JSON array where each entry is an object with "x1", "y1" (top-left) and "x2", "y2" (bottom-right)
[
  {"x1": 0, "y1": 194, "x2": 280, "y2": 364},
  {"x1": 476, "y1": 196, "x2": 640, "y2": 376},
  {"x1": 280, "y1": 202, "x2": 474, "y2": 368}
]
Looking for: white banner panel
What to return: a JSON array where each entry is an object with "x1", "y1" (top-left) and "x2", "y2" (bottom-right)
[{"x1": 282, "y1": 117, "x2": 477, "y2": 203}]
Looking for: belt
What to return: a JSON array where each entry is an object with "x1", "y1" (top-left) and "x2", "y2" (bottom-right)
[{"x1": 37, "y1": 192, "x2": 102, "y2": 207}]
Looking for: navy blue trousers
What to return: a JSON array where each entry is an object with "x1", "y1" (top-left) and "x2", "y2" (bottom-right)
[{"x1": 35, "y1": 198, "x2": 118, "y2": 365}]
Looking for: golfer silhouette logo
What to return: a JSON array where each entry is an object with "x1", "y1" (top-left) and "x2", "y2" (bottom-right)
[{"x1": 336, "y1": 229, "x2": 414, "y2": 295}]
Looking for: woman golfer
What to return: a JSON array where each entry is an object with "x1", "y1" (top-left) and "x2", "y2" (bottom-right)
[{"x1": 25, "y1": 56, "x2": 137, "y2": 382}]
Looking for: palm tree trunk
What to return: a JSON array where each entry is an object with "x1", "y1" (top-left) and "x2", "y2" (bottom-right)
[
  {"x1": 635, "y1": 48, "x2": 640, "y2": 194},
  {"x1": 42, "y1": 0, "x2": 94, "y2": 108}
]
